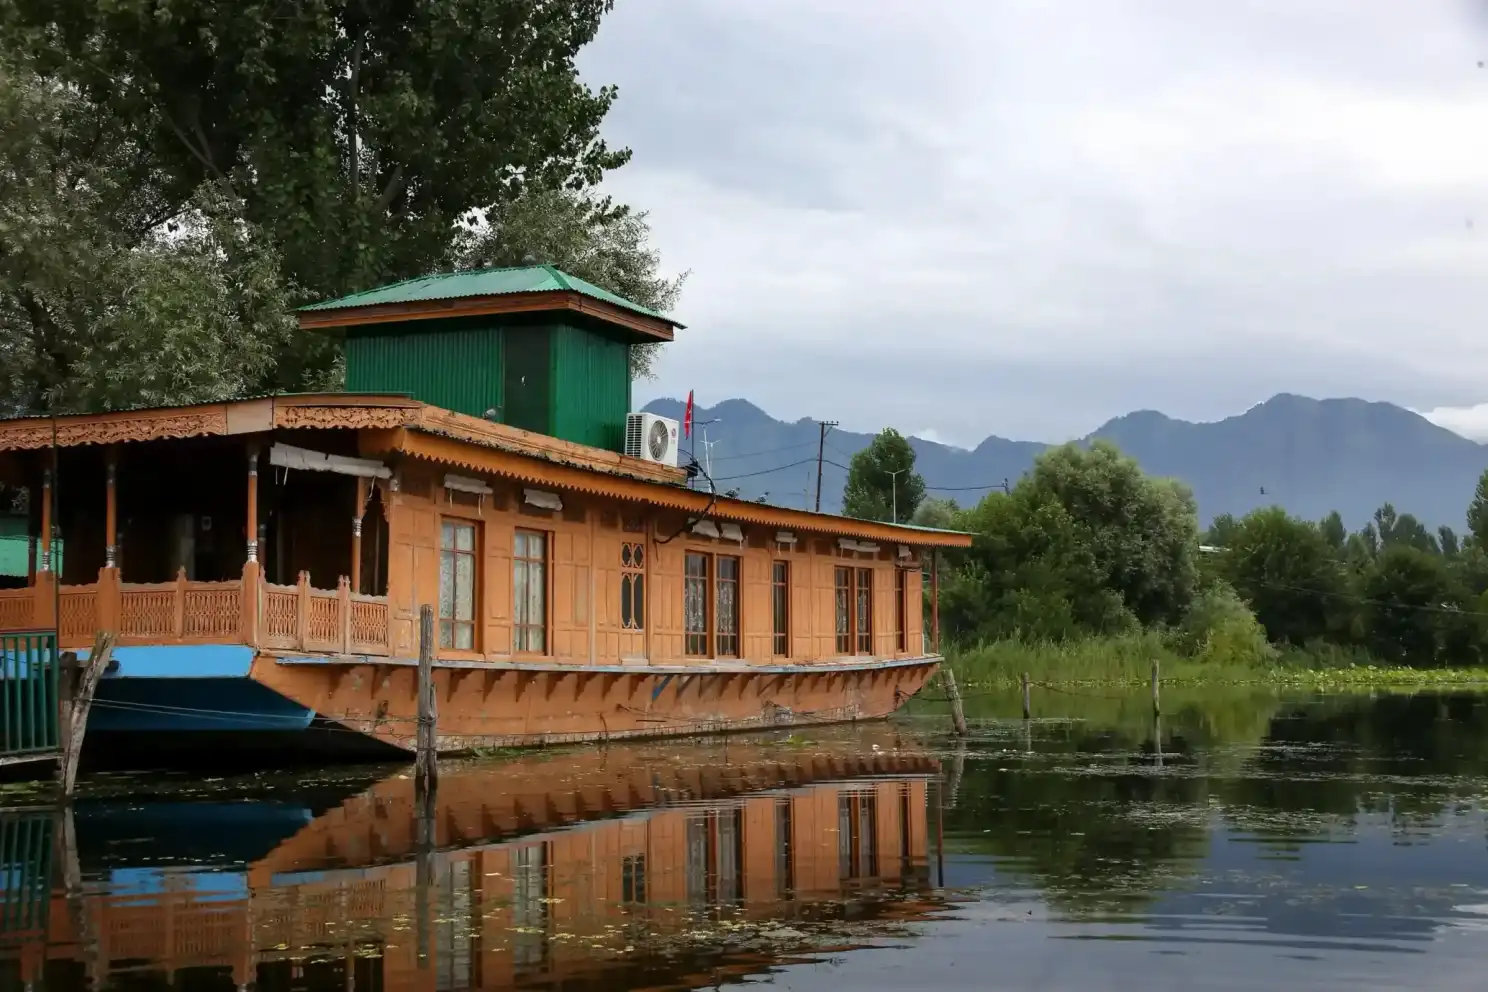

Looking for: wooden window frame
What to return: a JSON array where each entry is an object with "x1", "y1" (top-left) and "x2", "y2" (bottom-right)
[
  {"x1": 685, "y1": 551, "x2": 711, "y2": 657},
  {"x1": 513, "y1": 528, "x2": 549, "y2": 655},
  {"x1": 834, "y1": 566, "x2": 852, "y2": 655},
  {"x1": 856, "y1": 567, "x2": 873, "y2": 655},
  {"x1": 895, "y1": 567, "x2": 907, "y2": 654},
  {"x1": 438, "y1": 517, "x2": 480, "y2": 653},
  {"x1": 684, "y1": 549, "x2": 742, "y2": 658},
  {"x1": 621, "y1": 541, "x2": 646, "y2": 631},
  {"x1": 716, "y1": 554, "x2": 740, "y2": 658},
  {"x1": 771, "y1": 560, "x2": 790, "y2": 657}
]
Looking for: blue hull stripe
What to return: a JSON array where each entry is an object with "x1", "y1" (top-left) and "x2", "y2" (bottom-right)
[{"x1": 76, "y1": 644, "x2": 257, "y2": 679}]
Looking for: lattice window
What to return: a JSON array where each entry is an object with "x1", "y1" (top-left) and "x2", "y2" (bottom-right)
[{"x1": 620, "y1": 542, "x2": 645, "y2": 631}]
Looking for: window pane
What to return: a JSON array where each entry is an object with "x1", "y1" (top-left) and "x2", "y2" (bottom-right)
[
  {"x1": 529, "y1": 532, "x2": 546, "y2": 558},
  {"x1": 439, "y1": 551, "x2": 455, "y2": 620},
  {"x1": 634, "y1": 574, "x2": 645, "y2": 629},
  {"x1": 621, "y1": 574, "x2": 634, "y2": 629},
  {"x1": 456, "y1": 523, "x2": 475, "y2": 552},
  {"x1": 441, "y1": 522, "x2": 455, "y2": 551},
  {"x1": 514, "y1": 531, "x2": 528, "y2": 559},
  {"x1": 455, "y1": 553, "x2": 475, "y2": 621},
  {"x1": 455, "y1": 622, "x2": 474, "y2": 650},
  {"x1": 439, "y1": 619, "x2": 453, "y2": 649},
  {"x1": 527, "y1": 562, "x2": 546, "y2": 633},
  {"x1": 632, "y1": 546, "x2": 644, "y2": 568}
]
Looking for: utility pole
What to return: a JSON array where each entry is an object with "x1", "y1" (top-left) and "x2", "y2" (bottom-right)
[
  {"x1": 888, "y1": 468, "x2": 905, "y2": 523},
  {"x1": 813, "y1": 420, "x2": 838, "y2": 512}
]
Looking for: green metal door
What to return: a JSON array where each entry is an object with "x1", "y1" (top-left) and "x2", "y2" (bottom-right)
[
  {"x1": 0, "y1": 632, "x2": 59, "y2": 761},
  {"x1": 502, "y1": 325, "x2": 553, "y2": 435}
]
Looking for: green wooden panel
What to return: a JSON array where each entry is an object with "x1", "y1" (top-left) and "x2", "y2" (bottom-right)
[
  {"x1": 551, "y1": 324, "x2": 631, "y2": 452},
  {"x1": 503, "y1": 325, "x2": 553, "y2": 436},
  {"x1": 0, "y1": 631, "x2": 58, "y2": 759},
  {"x1": 345, "y1": 319, "x2": 503, "y2": 418}
]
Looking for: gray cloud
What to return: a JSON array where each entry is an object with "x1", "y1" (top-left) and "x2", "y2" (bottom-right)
[{"x1": 579, "y1": 0, "x2": 1488, "y2": 443}]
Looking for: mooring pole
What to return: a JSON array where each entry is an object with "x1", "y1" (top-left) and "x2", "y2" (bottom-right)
[
  {"x1": 1151, "y1": 659, "x2": 1161, "y2": 717},
  {"x1": 943, "y1": 666, "x2": 968, "y2": 737},
  {"x1": 415, "y1": 605, "x2": 438, "y2": 799},
  {"x1": 1021, "y1": 671, "x2": 1032, "y2": 721},
  {"x1": 58, "y1": 632, "x2": 115, "y2": 797}
]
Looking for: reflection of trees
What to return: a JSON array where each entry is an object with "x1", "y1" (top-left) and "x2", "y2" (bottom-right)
[
  {"x1": 944, "y1": 722, "x2": 1213, "y2": 916},
  {"x1": 942, "y1": 690, "x2": 1488, "y2": 917}
]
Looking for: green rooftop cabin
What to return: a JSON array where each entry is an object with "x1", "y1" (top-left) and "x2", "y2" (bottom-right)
[{"x1": 299, "y1": 265, "x2": 683, "y2": 452}]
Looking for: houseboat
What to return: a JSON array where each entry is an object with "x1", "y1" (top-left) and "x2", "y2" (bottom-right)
[{"x1": 0, "y1": 265, "x2": 971, "y2": 758}]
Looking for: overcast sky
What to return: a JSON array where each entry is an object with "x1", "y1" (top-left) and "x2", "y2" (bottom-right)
[{"x1": 579, "y1": 0, "x2": 1488, "y2": 447}]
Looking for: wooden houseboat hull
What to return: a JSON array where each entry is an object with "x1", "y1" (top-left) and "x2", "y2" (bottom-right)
[{"x1": 79, "y1": 644, "x2": 937, "y2": 757}]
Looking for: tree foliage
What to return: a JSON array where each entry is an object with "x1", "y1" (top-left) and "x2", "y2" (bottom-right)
[
  {"x1": 842, "y1": 428, "x2": 926, "y2": 523},
  {"x1": 940, "y1": 441, "x2": 1197, "y2": 643},
  {"x1": 0, "y1": 63, "x2": 309, "y2": 414},
  {"x1": 4, "y1": 0, "x2": 626, "y2": 300},
  {"x1": 450, "y1": 186, "x2": 686, "y2": 378},
  {"x1": 936, "y1": 441, "x2": 1488, "y2": 670},
  {"x1": 0, "y1": 1, "x2": 681, "y2": 412}
]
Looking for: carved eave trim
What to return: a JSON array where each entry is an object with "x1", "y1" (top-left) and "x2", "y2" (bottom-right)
[
  {"x1": 411, "y1": 406, "x2": 685, "y2": 486},
  {"x1": 373, "y1": 429, "x2": 973, "y2": 549},
  {"x1": 0, "y1": 407, "x2": 232, "y2": 450}
]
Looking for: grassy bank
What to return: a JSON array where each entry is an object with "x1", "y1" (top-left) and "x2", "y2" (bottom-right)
[{"x1": 946, "y1": 632, "x2": 1488, "y2": 689}]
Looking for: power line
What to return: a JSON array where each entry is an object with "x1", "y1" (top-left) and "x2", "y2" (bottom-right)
[
  {"x1": 710, "y1": 458, "x2": 820, "y2": 483},
  {"x1": 707, "y1": 439, "x2": 821, "y2": 463}
]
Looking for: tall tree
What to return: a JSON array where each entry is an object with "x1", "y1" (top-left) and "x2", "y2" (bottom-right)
[
  {"x1": 0, "y1": 63, "x2": 303, "y2": 414},
  {"x1": 3, "y1": 0, "x2": 630, "y2": 395},
  {"x1": 449, "y1": 186, "x2": 686, "y2": 378},
  {"x1": 1221, "y1": 507, "x2": 1347, "y2": 646},
  {"x1": 1021, "y1": 441, "x2": 1199, "y2": 626},
  {"x1": 842, "y1": 428, "x2": 926, "y2": 523},
  {"x1": 1469, "y1": 468, "x2": 1488, "y2": 549}
]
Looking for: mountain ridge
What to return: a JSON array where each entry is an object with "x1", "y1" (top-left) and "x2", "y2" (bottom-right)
[{"x1": 641, "y1": 394, "x2": 1488, "y2": 528}]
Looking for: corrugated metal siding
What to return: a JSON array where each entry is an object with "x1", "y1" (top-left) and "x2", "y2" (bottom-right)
[
  {"x1": 551, "y1": 324, "x2": 631, "y2": 452},
  {"x1": 345, "y1": 321, "x2": 503, "y2": 418}
]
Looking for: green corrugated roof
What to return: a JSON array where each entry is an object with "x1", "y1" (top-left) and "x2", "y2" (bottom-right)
[{"x1": 299, "y1": 264, "x2": 682, "y2": 326}]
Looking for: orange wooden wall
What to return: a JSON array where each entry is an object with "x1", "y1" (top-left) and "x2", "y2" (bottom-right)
[{"x1": 380, "y1": 462, "x2": 926, "y2": 665}]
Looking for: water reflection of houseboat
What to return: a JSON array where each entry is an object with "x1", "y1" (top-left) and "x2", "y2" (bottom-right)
[
  {"x1": 0, "y1": 265, "x2": 970, "y2": 762},
  {"x1": 2, "y1": 732, "x2": 942, "y2": 991}
]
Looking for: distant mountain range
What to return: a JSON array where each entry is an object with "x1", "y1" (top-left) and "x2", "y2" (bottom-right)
[{"x1": 641, "y1": 394, "x2": 1488, "y2": 530}]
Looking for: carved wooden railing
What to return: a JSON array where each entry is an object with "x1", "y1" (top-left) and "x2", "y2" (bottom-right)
[
  {"x1": 260, "y1": 573, "x2": 390, "y2": 657},
  {"x1": 0, "y1": 568, "x2": 391, "y2": 657}
]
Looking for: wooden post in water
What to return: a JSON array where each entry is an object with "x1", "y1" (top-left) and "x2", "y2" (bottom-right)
[
  {"x1": 1151, "y1": 659, "x2": 1161, "y2": 717},
  {"x1": 942, "y1": 666, "x2": 968, "y2": 737},
  {"x1": 1021, "y1": 672, "x2": 1032, "y2": 720},
  {"x1": 415, "y1": 605, "x2": 438, "y2": 798},
  {"x1": 58, "y1": 632, "x2": 115, "y2": 797}
]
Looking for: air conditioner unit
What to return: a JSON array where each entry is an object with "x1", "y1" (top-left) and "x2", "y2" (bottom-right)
[{"x1": 625, "y1": 412, "x2": 680, "y2": 467}]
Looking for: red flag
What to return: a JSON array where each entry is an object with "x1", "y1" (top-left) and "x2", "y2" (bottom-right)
[{"x1": 683, "y1": 390, "x2": 694, "y2": 439}]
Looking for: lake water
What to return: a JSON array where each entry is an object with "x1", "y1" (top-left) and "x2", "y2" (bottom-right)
[{"x1": 5, "y1": 688, "x2": 1488, "y2": 991}]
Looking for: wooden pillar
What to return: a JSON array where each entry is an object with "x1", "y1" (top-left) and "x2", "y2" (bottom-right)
[
  {"x1": 351, "y1": 477, "x2": 368, "y2": 595},
  {"x1": 240, "y1": 443, "x2": 261, "y2": 647},
  {"x1": 38, "y1": 467, "x2": 52, "y2": 574},
  {"x1": 104, "y1": 448, "x2": 118, "y2": 569},
  {"x1": 929, "y1": 549, "x2": 940, "y2": 655},
  {"x1": 245, "y1": 444, "x2": 260, "y2": 565}
]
